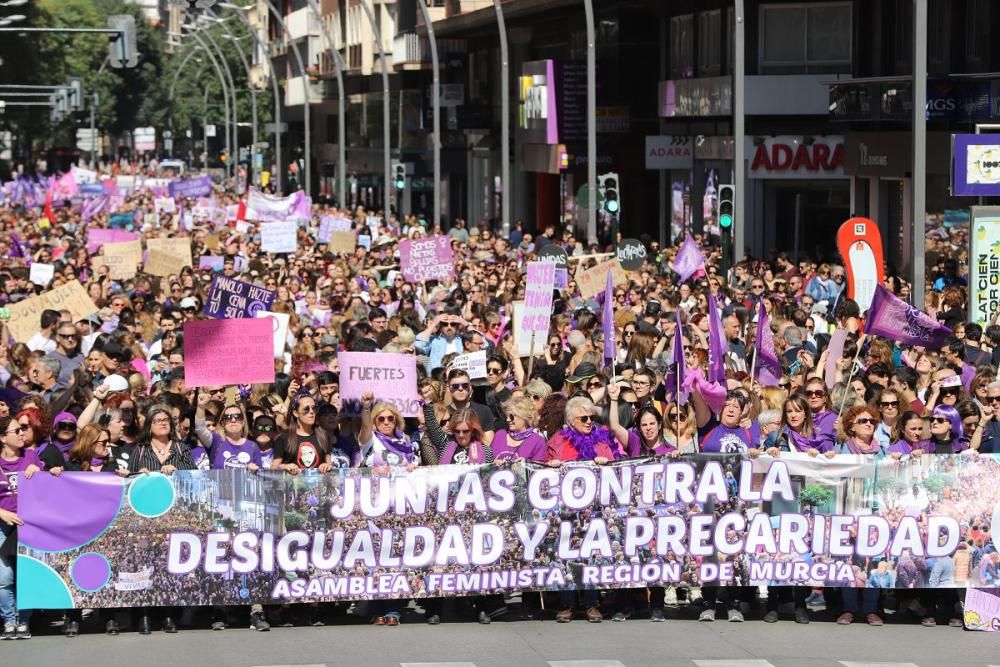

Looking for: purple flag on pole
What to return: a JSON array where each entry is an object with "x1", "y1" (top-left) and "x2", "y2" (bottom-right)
[
  {"x1": 707, "y1": 292, "x2": 726, "y2": 384},
  {"x1": 670, "y1": 233, "x2": 706, "y2": 283},
  {"x1": 754, "y1": 301, "x2": 782, "y2": 387},
  {"x1": 665, "y1": 308, "x2": 689, "y2": 404},
  {"x1": 602, "y1": 269, "x2": 616, "y2": 360},
  {"x1": 866, "y1": 284, "x2": 952, "y2": 348},
  {"x1": 8, "y1": 232, "x2": 24, "y2": 259}
]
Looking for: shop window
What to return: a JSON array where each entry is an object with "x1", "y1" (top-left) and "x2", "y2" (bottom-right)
[
  {"x1": 759, "y1": 2, "x2": 852, "y2": 73},
  {"x1": 697, "y1": 9, "x2": 722, "y2": 77},
  {"x1": 927, "y1": 0, "x2": 951, "y2": 74},
  {"x1": 670, "y1": 14, "x2": 694, "y2": 79}
]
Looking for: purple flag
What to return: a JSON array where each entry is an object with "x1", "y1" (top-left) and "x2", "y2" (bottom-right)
[
  {"x1": 707, "y1": 292, "x2": 726, "y2": 384},
  {"x1": 754, "y1": 301, "x2": 782, "y2": 387},
  {"x1": 670, "y1": 233, "x2": 706, "y2": 283},
  {"x1": 82, "y1": 195, "x2": 108, "y2": 223},
  {"x1": 664, "y1": 308, "x2": 689, "y2": 404},
  {"x1": 292, "y1": 191, "x2": 312, "y2": 219},
  {"x1": 601, "y1": 269, "x2": 616, "y2": 361},
  {"x1": 8, "y1": 232, "x2": 24, "y2": 259},
  {"x1": 866, "y1": 284, "x2": 952, "y2": 348}
]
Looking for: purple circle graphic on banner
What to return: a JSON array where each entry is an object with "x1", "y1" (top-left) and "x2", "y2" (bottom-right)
[
  {"x1": 70, "y1": 553, "x2": 111, "y2": 592},
  {"x1": 18, "y1": 473, "x2": 126, "y2": 552},
  {"x1": 246, "y1": 300, "x2": 267, "y2": 316}
]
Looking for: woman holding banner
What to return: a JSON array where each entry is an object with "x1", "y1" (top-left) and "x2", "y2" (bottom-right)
[
  {"x1": 491, "y1": 395, "x2": 547, "y2": 464},
  {"x1": 271, "y1": 394, "x2": 334, "y2": 474},
  {"x1": 127, "y1": 405, "x2": 195, "y2": 635},
  {"x1": 768, "y1": 393, "x2": 834, "y2": 457}
]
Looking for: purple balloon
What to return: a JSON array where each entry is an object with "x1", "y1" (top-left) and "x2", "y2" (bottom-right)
[{"x1": 19, "y1": 473, "x2": 125, "y2": 552}]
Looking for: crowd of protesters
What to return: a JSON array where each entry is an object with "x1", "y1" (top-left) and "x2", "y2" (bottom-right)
[{"x1": 0, "y1": 162, "x2": 995, "y2": 640}]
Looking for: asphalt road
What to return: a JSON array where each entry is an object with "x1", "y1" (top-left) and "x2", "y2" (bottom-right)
[{"x1": 2, "y1": 606, "x2": 997, "y2": 667}]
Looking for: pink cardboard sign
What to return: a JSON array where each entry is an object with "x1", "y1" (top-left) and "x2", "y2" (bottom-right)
[
  {"x1": 338, "y1": 351, "x2": 420, "y2": 416},
  {"x1": 86, "y1": 229, "x2": 138, "y2": 254},
  {"x1": 399, "y1": 235, "x2": 454, "y2": 283},
  {"x1": 183, "y1": 318, "x2": 275, "y2": 388}
]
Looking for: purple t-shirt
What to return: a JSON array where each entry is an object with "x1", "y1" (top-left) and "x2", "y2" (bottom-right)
[
  {"x1": 209, "y1": 434, "x2": 264, "y2": 470},
  {"x1": 441, "y1": 439, "x2": 489, "y2": 465},
  {"x1": 491, "y1": 430, "x2": 548, "y2": 463},
  {"x1": 190, "y1": 445, "x2": 210, "y2": 471},
  {"x1": 625, "y1": 430, "x2": 676, "y2": 458},
  {"x1": 0, "y1": 448, "x2": 44, "y2": 512},
  {"x1": 698, "y1": 418, "x2": 760, "y2": 454}
]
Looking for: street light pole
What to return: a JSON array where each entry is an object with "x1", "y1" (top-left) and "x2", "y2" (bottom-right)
[
  {"x1": 359, "y1": 0, "x2": 392, "y2": 217},
  {"x1": 212, "y1": 18, "x2": 259, "y2": 188},
  {"x1": 733, "y1": 0, "x2": 746, "y2": 263},
  {"x1": 261, "y1": 0, "x2": 311, "y2": 196},
  {"x1": 912, "y1": 0, "x2": 927, "y2": 308},
  {"x1": 302, "y1": 0, "x2": 347, "y2": 207},
  {"x1": 186, "y1": 29, "x2": 234, "y2": 179},
  {"x1": 217, "y1": 3, "x2": 283, "y2": 193},
  {"x1": 415, "y1": 0, "x2": 440, "y2": 230},
  {"x1": 195, "y1": 22, "x2": 241, "y2": 185},
  {"x1": 583, "y1": 0, "x2": 597, "y2": 243},
  {"x1": 492, "y1": 0, "x2": 509, "y2": 237}
]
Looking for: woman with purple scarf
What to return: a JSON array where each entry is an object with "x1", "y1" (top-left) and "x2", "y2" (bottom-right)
[
  {"x1": 358, "y1": 392, "x2": 419, "y2": 626},
  {"x1": 489, "y1": 395, "x2": 547, "y2": 463},
  {"x1": 835, "y1": 405, "x2": 886, "y2": 456},
  {"x1": 769, "y1": 393, "x2": 835, "y2": 457}
]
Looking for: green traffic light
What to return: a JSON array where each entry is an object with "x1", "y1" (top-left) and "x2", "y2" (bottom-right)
[
  {"x1": 720, "y1": 213, "x2": 733, "y2": 228},
  {"x1": 395, "y1": 180, "x2": 405, "y2": 189},
  {"x1": 606, "y1": 200, "x2": 619, "y2": 213}
]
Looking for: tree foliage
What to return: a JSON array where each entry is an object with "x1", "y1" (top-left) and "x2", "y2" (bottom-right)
[{"x1": 799, "y1": 484, "x2": 835, "y2": 510}]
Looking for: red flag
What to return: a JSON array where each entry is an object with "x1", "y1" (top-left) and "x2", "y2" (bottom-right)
[
  {"x1": 42, "y1": 177, "x2": 56, "y2": 226},
  {"x1": 235, "y1": 197, "x2": 247, "y2": 225}
]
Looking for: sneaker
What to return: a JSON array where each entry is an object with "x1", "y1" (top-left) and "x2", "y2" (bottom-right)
[
  {"x1": 556, "y1": 608, "x2": 573, "y2": 623},
  {"x1": 795, "y1": 608, "x2": 810, "y2": 624},
  {"x1": 1, "y1": 623, "x2": 14, "y2": 640},
  {"x1": 763, "y1": 610, "x2": 779, "y2": 623},
  {"x1": 586, "y1": 607, "x2": 602, "y2": 623},
  {"x1": 477, "y1": 611, "x2": 491, "y2": 625},
  {"x1": 948, "y1": 618, "x2": 963, "y2": 628},
  {"x1": 426, "y1": 614, "x2": 441, "y2": 625},
  {"x1": 837, "y1": 612, "x2": 854, "y2": 625},
  {"x1": 611, "y1": 612, "x2": 627, "y2": 622},
  {"x1": 866, "y1": 613, "x2": 883, "y2": 627},
  {"x1": 698, "y1": 608, "x2": 715, "y2": 622},
  {"x1": 650, "y1": 608, "x2": 665, "y2": 622},
  {"x1": 921, "y1": 616, "x2": 936, "y2": 627},
  {"x1": 211, "y1": 620, "x2": 226, "y2": 631},
  {"x1": 727, "y1": 609, "x2": 744, "y2": 623},
  {"x1": 805, "y1": 592, "x2": 826, "y2": 611},
  {"x1": 64, "y1": 620, "x2": 79, "y2": 637},
  {"x1": 15, "y1": 623, "x2": 30, "y2": 639},
  {"x1": 664, "y1": 587, "x2": 678, "y2": 607},
  {"x1": 249, "y1": 612, "x2": 270, "y2": 632}
]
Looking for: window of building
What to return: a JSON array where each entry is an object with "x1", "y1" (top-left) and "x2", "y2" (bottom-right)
[
  {"x1": 759, "y1": 2, "x2": 852, "y2": 73},
  {"x1": 670, "y1": 14, "x2": 694, "y2": 79},
  {"x1": 927, "y1": 0, "x2": 951, "y2": 74},
  {"x1": 697, "y1": 9, "x2": 722, "y2": 77}
]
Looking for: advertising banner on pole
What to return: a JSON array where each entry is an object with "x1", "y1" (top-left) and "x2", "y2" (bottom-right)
[{"x1": 969, "y1": 206, "x2": 1000, "y2": 324}]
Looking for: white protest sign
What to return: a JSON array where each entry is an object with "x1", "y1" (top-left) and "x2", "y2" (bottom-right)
[
  {"x1": 450, "y1": 350, "x2": 488, "y2": 379},
  {"x1": 521, "y1": 262, "x2": 556, "y2": 336},
  {"x1": 255, "y1": 310, "x2": 290, "y2": 358},
  {"x1": 154, "y1": 197, "x2": 176, "y2": 215},
  {"x1": 260, "y1": 220, "x2": 297, "y2": 253},
  {"x1": 29, "y1": 263, "x2": 55, "y2": 286}
]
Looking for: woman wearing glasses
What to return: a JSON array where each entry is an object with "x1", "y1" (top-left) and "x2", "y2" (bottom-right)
[
  {"x1": 271, "y1": 394, "x2": 334, "y2": 474},
  {"x1": 489, "y1": 395, "x2": 546, "y2": 464},
  {"x1": 545, "y1": 397, "x2": 617, "y2": 622},
  {"x1": 802, "y1": 378, "x2": 838, "y2": 443},
  {"x1": 606, "y1": 383, "x2": 674, "y2": 458},
  {"x1": 360, "y1": 392, "x2": 419, "y2": 469},
  {"x1": 835, "y1": 405, "x2": 885, "y2": 456},
  {"x1": 769, "y1": 393, "x2": 834, "y2": 456},
  {"x1": 193, "y1": 396, "x2": 264, "y2": 473},
  {"x1": 872, "y1": 388, "x2": 903, "y2": 451}
]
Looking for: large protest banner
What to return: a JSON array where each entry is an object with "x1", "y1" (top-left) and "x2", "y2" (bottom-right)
[
  {"x1": 7, "y1": 280, "x2": 99, "y2": 343},
  {"x1": 183, "y1": 318, "x2": 276, "y2": 387},
  {"x1": 204, "y1": 275, "x2": 276, "y2": 319},
  {"x1": 338, "y1": 351, "x2": 420, "y2": 416},
  {"x1": 15, "y1": 453, "x2": 1000, "y2": 611},
  {"x1": 168, "y1": 174, "x2": 213, "y2": 198},
  {"x1": 399, "y1": 236, "x2": 454, "y2": 283}
]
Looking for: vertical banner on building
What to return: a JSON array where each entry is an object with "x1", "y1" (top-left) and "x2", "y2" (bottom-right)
[{"x1": 969, "y1": 206, "x2": 1000, "y2": 324}]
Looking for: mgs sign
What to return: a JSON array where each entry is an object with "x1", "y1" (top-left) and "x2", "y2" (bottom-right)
[{"x1": 749, "y1": 136, "x2": 845, "y2": 179}]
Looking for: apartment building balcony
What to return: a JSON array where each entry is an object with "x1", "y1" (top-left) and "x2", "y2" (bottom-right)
[
  {"x1": 284, "y1": 75, "x2": 326, "y2": 107},
  {"x1": 286, "y1": 7, "x2": 320, "y2": 41},
  {"x1": 392, "y1": 30, "x2": 467, "y2": 71}
]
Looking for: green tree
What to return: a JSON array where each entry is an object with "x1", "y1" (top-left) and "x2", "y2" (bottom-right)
[
  {"x1": 876, "y1": 476, "x2": 908, "y2": 507},
  {"x1": 799, "y1": 484, "x2": 835, "y2": 512}
]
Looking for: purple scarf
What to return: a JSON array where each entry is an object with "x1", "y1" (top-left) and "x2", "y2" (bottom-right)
[
  {"x1": 559, "y1": 426, "x2": 616, "y2": 461},
  {"x1": 843, "y1": 437, "x2": 880, "y2": 455},
  {"x1": 373, "y1": 430, "x2": 415, "y2": 459},
  {"x1": 784, "y1": 427, "x2": 820, "y2": 452}
]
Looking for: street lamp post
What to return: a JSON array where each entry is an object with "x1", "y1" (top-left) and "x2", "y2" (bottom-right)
[
  {"x1": 912, "y1": 0, "x2": 927, "y2": 308},
  {"x1": 193, "y1": 21, "x2": 241, "y2": 184},
  {"x1": 261, "y1": 0, "x2": 311, "y2": 196},
  {"x1": 185, "y1": 30, "x2": 233, "y2": 178},
  {"x1": 492, "y1": 0, "x2": 509, "y2": 237},
  {"x1": 211, "y1": 17, "x2": 259, "y2": 187},
  {"x1": 217, "y1": 3, "x2": 283, "y2": 193},
  {"x1": 733, "y1": 0, "x2": 745, "y2": 262},
  {"x1": 415, "y1": 0, "x2": 441, "y2": 229},
  {"x1": 302, "y1": 0, "x2": 347, "y2": 207},
  {"x1": 358, "y1": 0, "x2": 392, "y2": 217},
  {"x1": 583, "y1": 0, "x2": 596, "y2": 243}
]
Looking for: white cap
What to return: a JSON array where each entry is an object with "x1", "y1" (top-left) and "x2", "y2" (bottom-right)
[
  {"x1": 179, "y1": 297, "x2": 198, "y2": 309},
  {"x1": 104, "y1": 374, "x2": 130, "y2": 392}
]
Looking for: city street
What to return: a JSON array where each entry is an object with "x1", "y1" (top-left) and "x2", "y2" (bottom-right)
[{"x1": 2, "y1": 616, "x2": 996, "y2": 667}]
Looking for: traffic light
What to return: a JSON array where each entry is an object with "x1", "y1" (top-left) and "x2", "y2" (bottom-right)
[
  {"x1": 393, "y1": 162, "x2": 406, "y2": 190},
  {"x1": 599, "y1": 172, "x2": 620, "y2": 214},
  {"x1": 67, "y1": 78, "x2": 84, "y2": 111},
  {"x1": 108, "y1": 15, "x2": 138, "y2": 69},
  {"x1": 718, "y1": 184, "x2": 735, "y2": 230}
]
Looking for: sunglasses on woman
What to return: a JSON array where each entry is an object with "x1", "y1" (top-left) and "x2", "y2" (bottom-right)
[
  {"x1": 375, "y1": 415, "x2": 395, "y2": 424},
  {"x1": 222, "y1": 413, "x2": 244, "y2": 423}
]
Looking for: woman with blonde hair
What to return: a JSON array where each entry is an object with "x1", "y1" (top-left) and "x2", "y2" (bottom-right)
[
  {"x1": 663, "y1": 401, "x2": 698, "y2": 453},
  {"x1": 491, "y1": 394, "x2": 547, "y2": 463}
]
